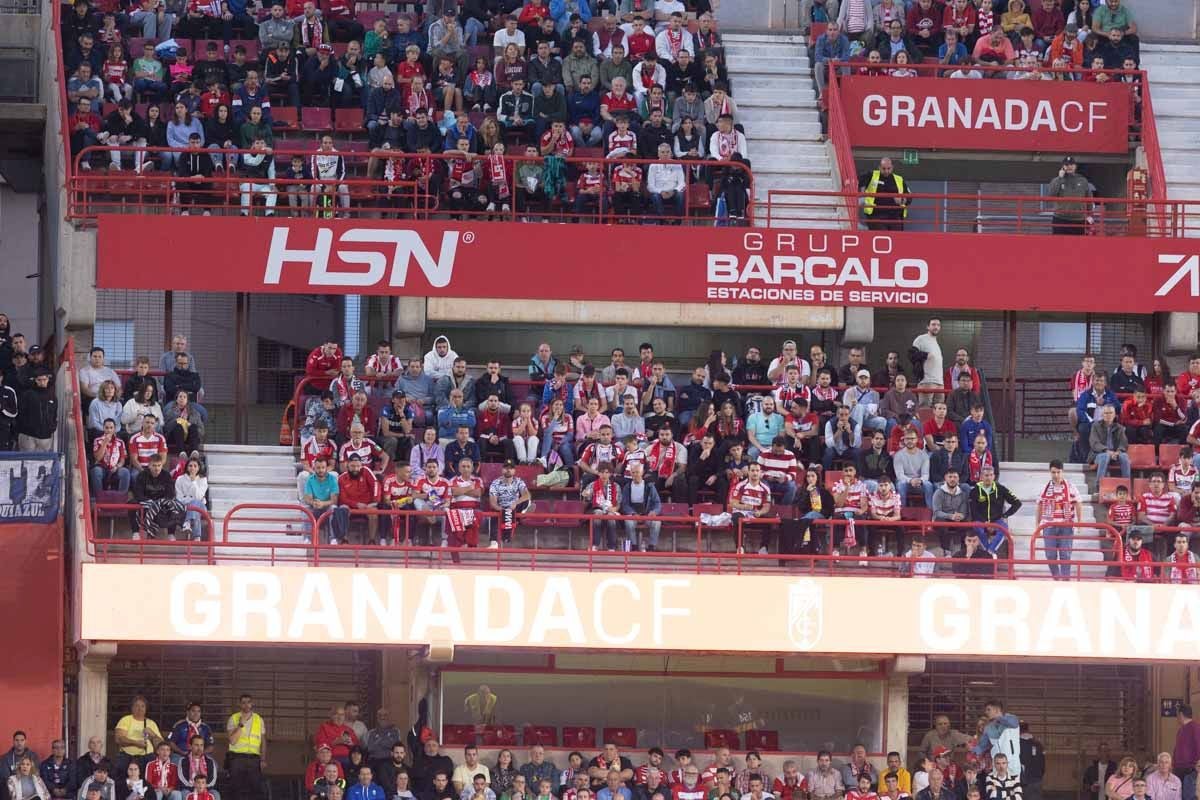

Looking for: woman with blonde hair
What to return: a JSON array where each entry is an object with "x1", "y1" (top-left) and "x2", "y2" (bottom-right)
[
  {"x1": 7, "y1": 756, "x2": 49, "y2": 800},
  {"x1": 1105, "y1": 757, "x2": 1139, "y2": 800}
]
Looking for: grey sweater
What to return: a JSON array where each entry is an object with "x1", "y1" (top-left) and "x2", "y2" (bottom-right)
[
  {"x1": 893, "y1": 447, "x2": 929, "y2": 484},
  {"x1": 932, "y1": 485, "x2": 969, "y2": 521}
]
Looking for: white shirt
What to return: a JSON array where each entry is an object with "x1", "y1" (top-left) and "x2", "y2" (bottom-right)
[
  {"x1": 912, "y1": 332, "x2": 943, "y2": 386},
  {"x1": 653, "y1": 0, "x2": 686, "y2": 30},
  {"x1": 904, "y1": 550, "x2": 937, "y2": 577},
  {"x1": 768, "y1": 356, "x2": 811, "y2": 385},
  {"x1": 647, "y1": 162, "x2": 686, "y2": 194},
  {"x1": 631, "y1": 60, "x2": 667, "y2": 93},
  {"x1": 493, "y1": 27, "x2": 525, "y2": 53},
  {"x1": 175, "y1": 474, "x2": 209, "y2": 503},
  {"x1": 709, "y1": 129, "x2": 748, "y2": 161},
  {"x1": 949, "y1": 69, "x2": 983, "y2": 78},
  {"x1": 654, "y1": 26, "x2": 695, "y2": 60},
  {"x1": 79, "y1": 364, "x2": 121, "y2": 397}
]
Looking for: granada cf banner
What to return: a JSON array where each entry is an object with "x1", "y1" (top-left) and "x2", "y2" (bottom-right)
[
  {"x1": 838, "y1": 76, "x2": 1131, "y2": 153},
  {"x1": 94, "y1": 215, "x2": 1200, "y2": 312},
  {"x1": 82, "y1": 563, "x2": 1200, "y2": 661}
]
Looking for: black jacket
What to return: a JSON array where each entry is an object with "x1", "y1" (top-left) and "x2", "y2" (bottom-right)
[
  {"x1": 163, "y1": 367, "x2": 203, "y2": 401},
  {"x1": 1020, "y1": 736, "x2": 1046, "y2": 783},
  {"x1": 193, "y1": 58, "x2": 230, "y2": 90},
  {"x1": 860, "y1": 448, "x2": 894, "y2": 482},
  {"x1": 473, "y1": 375, "x2": 512, "y2": 407},
  {"x1": 174, "y1": 149, "x2": 214, "y2": 180},
  {"x1": 132, "y1": 468, "x2": 175, "y2": 502},
  {"x1": 638, "y1": 121, "x2": 673, "y2": 159},
  {"x1": 929, "y1": 448, "x2": 968, "y2": 485},
  {"x1": 968, "y1": 482, "x2": 1021, "y2": 523},
  {"x1": 951, "y1": 546, "x2": 995, "y2": 578},
  {"x1": 205, "y1": 115, "x2": 239, "y2": 148},
  {"x1": 122, "y1": 373, "x2": 159, "y2": 404},
  {"x1": 731, "y1": 360, "x2": 767, "y2": 389},
  {"x1": 796, "y1": 485, "x2": 835, "y2": 517},
  {"x1": 17, "y1": 385, "x2": 57, "y2": 439},
  {"x1": 685, "y1": 445, "x2": 721, "y2": 482}
]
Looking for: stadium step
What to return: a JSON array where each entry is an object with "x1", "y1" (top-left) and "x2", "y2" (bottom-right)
[
  {"x1": 206, "y1": 445, "x2": 302, "y2": 545},
  {"x1": 1142, "y1": 43, "x2": 1200, "y2": 228}
]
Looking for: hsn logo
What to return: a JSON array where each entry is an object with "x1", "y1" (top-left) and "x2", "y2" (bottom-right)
[
  {"x1": 262, "y1": 227, "x2": 462, "y2": 288},
  {"x1": 1155, "y1": 254, "x2": 1200, "y2": 297}
]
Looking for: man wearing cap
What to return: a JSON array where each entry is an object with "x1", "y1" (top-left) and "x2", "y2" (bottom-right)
[
  {"x1": 487, "y1": 459, "x2": 532, "y2": 547},
  {"x1": 175, "y1": 131, "x2": 215, "y2": 215},
  {"x1": 429, "y1": 7, "x2": 469, "y2": 78},
  {"x1": 1047, "y1": 157, "x2": 1093, "y2": 235}
]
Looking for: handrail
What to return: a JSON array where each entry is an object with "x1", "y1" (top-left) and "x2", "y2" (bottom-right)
[
  {"x1": 52, "y1": 0, "x2": 72, "y2": 190},
  {"x1": 827, "y1": 60, "x2": 1145, "y2": 80},
  {"x1": 61, "y1": 339, "x2": 97, "y2": 561},
  {"x1": 824, "y1": 59, "x2": 860, "y2": 227}
]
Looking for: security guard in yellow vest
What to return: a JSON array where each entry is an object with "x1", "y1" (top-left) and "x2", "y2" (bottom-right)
[
  {"x1": 859, "y1": 158, "x2": 912, "y2": 231},
  {"x1": 226, "y1": 693, "x2": 267, "y2": 800}
]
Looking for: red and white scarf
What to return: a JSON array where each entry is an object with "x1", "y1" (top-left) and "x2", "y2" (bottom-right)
[
  {"x1": 488, "y1": 154, "x2": 509, "y2": 198},
  {"x1": 645, "y1": 441, "x2": 678, "y2": 478},
  {"x1": 714, "y1": 130, "x2": 738, "y2": 159},
  {"x1": 664, "y1": 28, "x2": 684, "y2": 59},
  {"x1": 300, "y1": 17, "x2": 324, "y2": 47}
]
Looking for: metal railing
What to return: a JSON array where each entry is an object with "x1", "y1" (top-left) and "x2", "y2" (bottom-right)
[{"x1": 67, "y1": 146, "x2": 753, "y2": 224}]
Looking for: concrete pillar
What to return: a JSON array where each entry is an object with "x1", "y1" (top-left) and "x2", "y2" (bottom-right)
[
  {"x1": 392, "y1": 298, "x2": 427, "y2": 361},
  {"x1": 887, "y1": 656, "x2": 924, "y2": 756},
  {"x1": 76, "y1": 641, "x2": 117, "y2": 752},
  {"x1": 842, "y1": 307, "x2": 875, "y2": 345},
  {"x1": 1152, "y1": 664, "x2": 1193, "y2": 756},
  {"x1": 1162, "y1": 313, "x2": 1199, "y2": 356}
]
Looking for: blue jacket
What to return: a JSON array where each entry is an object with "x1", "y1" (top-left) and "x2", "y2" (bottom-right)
[
  {"x1": 232, "y1": 84, "x2": 271, "y2": 124},
  {"x1": 959, "y1": 418, "x2": 995, "y2": 454},
  {"x1": 567, "y1": 89, "x2": 601, "y2": 125},
  {"x1": 813, "y1": 31, "x2": 850, "y2": 64},
  {"x1": 443, "y1": 439, "x2": 481, "y2": 477},
  {"x1": 550, "y1": 0, "x2": 591, "y2": 24},
  {"x1": 437, "y1": 404, "x2": 477, "y2": 440},
  {"x1": 1075, "y1": 388, "x2": 1118, "y2": 425},
  {"x1": 443, "y1": 122, "x2": 478, "y2": 151},
  {"x1": 675, "y1": 380, "x2": 711, "y2": 415},
  {"x1": 619, "y1": 479, "x2": 662, "y2": 516},
  {"x1": 347, "y1": 783, "x2": 387, "y2": 800},
  {"x1": 541, "y1": 381, "x2": 574, "y2": 416},
  {"x1": 972, "y1": 712, "x2": 1020, "y2": 757}
]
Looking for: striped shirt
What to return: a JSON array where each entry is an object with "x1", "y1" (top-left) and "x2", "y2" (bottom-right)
[
  {"x1": 1139, "y1": 491, "x2": 1178, "y2": 524},
  {"x1": 339, "y1": 438, "x2": 384, "y2": 469},
  {"x1": 730, "y1": 479, "x2": 769, "y2": 510},
  {"x1": 757, "y1": 450, "x2": 797, "y2": 483},
  {"x1": 834, "y1": 479, "x2": 866, "y2": 513},
  {"x1": 868, "y1": 490, "x2": 901, "y2": 519},
  {"x1": 1170, "y1": 464, "x2": 1197, "y2": 492},
  {"x1": 449, "y1": 475, "x2": 483, "y2": 508},
  {"x1": 130, "y1": 432, "x2": 168, "y2": 467}
]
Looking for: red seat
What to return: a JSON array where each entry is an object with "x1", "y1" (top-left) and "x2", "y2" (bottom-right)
[
  {"x1": 550, "y1": 499, "x2": 586, "y2": 527},
  {"x1": 916, "y1": 406, "x2": 934, "y2": 424},
  {"x1": 744, "y1": 730, "x2": 779, "y2": 751},
  {"x1": 687, "y1": 182, "x2": 711, "y2": 214},
  {"x1": 694, "y1": 502, "x2": 729, "y2": 528},
  {"x1": 704, "y1": 729, "x2": 739, "y2": 749},
  {"x1": 602, "y1": 728, "x2": 637, "y2": 748},
  {"x1": 823, "y1": 470, "x2": 844, "y2": 490},
  {"x1": 272, "y1": 106, "x2": 300, "y2": 131},
  {"x1": 302, "y1": 106, "x2": 333, "y2": 132},
  {"x1": 480, "y1": 726, "x2": 517, "y2": 746},
  {"x1": 479, "y1": 461, "x2": 504, "y2": 491},
  {"x1": 357, "y1": 9, "x2": 386, "y2": 28},
  {"x1": 562, "y1": 726, "x2": 596, "y2": 748},
  {"x1": 900, "y1": 506, "x2": 931, "y2": 522},
  {"x1": 523, "y1": 726, "x2": 557, "y2": 746},
  {"x1": 442, "y1": 724, "x2": 476, "y2": 745},
  {"x1": 334, "y1": 106, "x2": 364, "y2": 132},
  {"x1": 1159, "y1": 443, "x2": 1184, "y2": 468},
  {"x1": 1128, "y1": 444, "x2": 1157, "y2": 470},
  {"x1": 515, "y1": 464, "x2": 544, "y2": 487},
  {"x1": 1099, "y1": 476, "x2": 1143, "y2": 503}
]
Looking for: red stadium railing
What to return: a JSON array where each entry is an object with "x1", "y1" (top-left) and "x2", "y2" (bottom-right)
[
  {"x1": 66, "y1": 147, "x2": 754, "y2": 224},
  {"x1": 83, "y1": 503, "x2": 1192, "y2": 582}
]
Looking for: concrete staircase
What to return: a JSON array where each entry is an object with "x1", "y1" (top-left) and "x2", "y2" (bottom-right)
[
  {"x1": 995, "y1": 461, "x2": 1104, "y2": 578},
  {"x1": 1140, "y1": 44, "x2": 1200, "y2": 204},
  {"x1": 721, "y1": 32, "x2": 843, "y2": 226},
  {"x1": 204, "y1": 443, "x2": 309, "y2": 558}
]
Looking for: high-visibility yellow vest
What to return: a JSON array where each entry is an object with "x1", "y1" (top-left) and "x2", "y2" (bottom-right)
[
  {"x1": 226, "y1": 713, "x2": 265, "y2": 755},
  {"x1": 863, "y1": 170, "x2": 907, "y2": 217}
]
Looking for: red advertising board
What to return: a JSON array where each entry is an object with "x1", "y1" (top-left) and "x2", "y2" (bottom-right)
[
  {"x1": 95, "y1": 215, "x2": 1200, "y2": 313},
  {"x1": 838, "y1": 76, "x2": 1131, "y2": 154}
]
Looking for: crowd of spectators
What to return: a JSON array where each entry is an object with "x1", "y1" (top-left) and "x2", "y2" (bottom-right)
[
  {"x1": 284, "y1": 319, "x2": 1038, "y2": 566},
  {"x1": 79, "y1": 334, "x2": 212, "y2": 541},
  {"x1": 809, "y1": 0, "x2": 1143, "y2": 87},
  {"x1": 0, "y1": 314, "x2": 60, "y2": 453},
  {"x1": 60, "y1": 0, "x2": 754, "y2": 222}
]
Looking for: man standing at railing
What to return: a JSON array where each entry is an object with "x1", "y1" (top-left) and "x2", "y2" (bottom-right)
[
  {"x1": 859, "y1": 158, "x2": 910, "y2": 232},
  {"x1": 1037, "y1": 459, "x2": 1083, "y2": 579},
  {"x1": 1047, "y1": 156, "x2": 1093, "y2": 235}
]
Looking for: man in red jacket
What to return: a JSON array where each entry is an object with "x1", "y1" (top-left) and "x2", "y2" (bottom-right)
[
  {"x1": 314, "y1": 707, "x2": 359, "y2": 770},
  {"x1": 307, "y1": 340, "x2": 344, "y2": 391},
  {"x1": 337, "y1": 454, "x2": 379, "y2": 544},
  {"x1": 476, "y1": 393, "x2": 515, "y2": 463}
]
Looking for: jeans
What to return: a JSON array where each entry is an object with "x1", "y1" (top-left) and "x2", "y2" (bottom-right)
[
  {"x1": 850, "y1": 404, "x2": 887, "y2": 432},
  {"x1": 133, "y1": 77, "x2": 167, "y2": 100},
  {"x1": 624, "y1": 516, "x2": 661, "y2": 549},
  {"x1": 900, "y1": 478, "x2": 935, "y2": 509},
  {"x1": 413, "y1": 498, "x2": 446, "y2": 544},
  {"x1": 821, "y1": 446, "x2": 858, "y2": 470},
  {"x1": 112, "y1": 138, "x2": 148, "y2": 169},
  {"x1": 530, "y1": 82, "x2": 565, "y2": 99},
  {"x1": 1043, "y1": 525, "x2": 1074, "y2": 577},
  {"x1": 131, "y1": 7, "x2": 175, "y2": 39},
  {"x1": 767, "y1": 479, "x2": 797, "y2": 506},
  {"x1": 591, "y1": 511, "x2": 618, "y2": 549},
  {"x1": 1094, "y1": 450, "x2": 1130, "y2": 478},
  {"x1": 463, "y1": 17, "x2": 486, "y2": 44},
  {"x1": 183, "y1": 499, "x2": 207, "y2": 540},
  {"x1": 90, "y1": 465, "x2": 131, "y2": 494},
  {"x1": 799, "y1": 510, "x2": 828, "y2": 552},
  {"x1": 651, "y1": 190, "x2": 684, "y2": 221},
  {"x1": 977, "y1": 518, "x2": 1008, "y2": 554},
  {"x1": 539, "y1": 431, "x2": 575, "y2": 465}
]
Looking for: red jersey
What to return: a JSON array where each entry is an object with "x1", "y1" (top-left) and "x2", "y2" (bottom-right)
[
  {"x1": 756, "y1": 449, "x2": 797, "y2": 483},
  {"x1": 517, "y1": 3, "x2": 549, "y2": 23},
  {"x1": 198, "y1": 89, "x2": 229, "y2": 117},
  {"x1": 922, "y1": 416, "x2": 956, "y2": 445},
  {"x1": 1170, "y1": 463, "x2": 1198, "y2": 493},
  {"x1": 381, "y1": 474, "x2": 416, "y2": 506},
  {"x1": 103, "y1": 59, "x2": 128, "y2": 85},
  {"x1": 1121, "y1": 397, "x2": 1154, "y2": 428},
  {"x1": 130, "y1": 432, "x2": 168, "y2": 467},
  {"x1": 606, "y1": 129, "x2": 637, "y2": 156},
  {"x1": 729, "y1": 478, "x2": 770, "y2": 511},
  {"x1": 774, "y1": 382, "x2": 811, "y2": 409},
  {"x1": 1154, "y1": 397, "x2": 1188, "y2": 426},
  {"x1": 773, "y1": 777, "x2": 809, "y2": 800},
  {"x1": 511, "y1": 414, "x2": 540, "y2": 437},
  {"x1": 1119, "y1": 546, "x2": 1155, "y2": 581},
  {"x1": 1107, "y1": 500, "x2": 1135, "y2": 527},
  {"x1": 94, "y1": 436, "x2": 128, "y2": 470},
  {"x1": 626, "y1": 31, "x2": 656, "y2": 60},
  {"x1": 834, "y1": 479, "x2": 867, "y2": 513},
  {"x1": 577, "y1": 171, "x2": 604, "y2": 194},
  {"x1": 448, "y1": 474, "x2": 483, "y2": 508},
  {"x1": 146, "y1": 760, "x2": 178, "y2": 791},
  {"x1": 366, "y1": 353, "x2": 403, "y2": 377},
  {"x1": 1038, "y1": 479, "x2": 1080, "y2": 522},
  {"x1": 602, "y1": 91, "x2": 637, "y2": 114},
  {"x1": 673, "y1": 785, "x2": 706, "y2": 800},
  {"x1": 1176, "y1": 371, "x2": 1200, "y2": 398},
  {"x1": 581, "y1": 441, "x2": 624, "y2": 469},
  {"x1": 622, "y1": 447, "x2": 647, "y2": 478},
  {"x1": 306, "y1": 346, "x2": 344, "y2": 388},
  {"x1": 338, "y1": 438, "x2": 384, "y2": 469},
  {"x1": 414, "y1": 475, "x2": 451, "y2": 507},
  {"x1": 868, "y1": 490, "x2": 901, "y2": 519},
  {"x1": 302, "y1": 437, "x2": 337, "y2": 469},
  {"x1": 476, "y1": 409, "x2": 511, "y2": 439},
  {"x1": 612, "y1": 164, "x2": 642, "y2": 192},
  {"x1": 1070, "y1": 369, "x2": 1094, "y2": 400},
  {"x1": 337, "y1": 468, "x2": 378, "y2": 506},
  {"x1": 539, "y1": 129, "x2": 574, "y2": 157},
  {"x1": 1138, "y1": 491, "x2": 1178, "y2": 524},
  {"x1": 1168, "y1": 551, "x2": 1200, "y2": 584},
  {"x1": 584, "y1": 478, "x2": 620, "y2": 512}
]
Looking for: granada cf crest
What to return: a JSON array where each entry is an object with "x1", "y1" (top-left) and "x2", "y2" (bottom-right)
[{"x1": 787, "y1": 579, "x2": 823, "y2": 650}]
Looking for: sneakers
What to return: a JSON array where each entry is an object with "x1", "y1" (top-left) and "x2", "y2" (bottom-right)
[
  {"x1": 167, "y1": 533, "x2": 177, "y2": 541},
  {"x1": 132, "y1": 532, "x2": 141, "y2": 540},
  {"x1": 190, "y1": 450, "x2": 201, "y2": 461},
  {"x1": 737, "y1": 546, "x2": 744, "y2": 554},
  {"x1": 440, "y1": 538, "x2": 449, "y2": 547},
  {"x1": 379, "y1": 538, "x2": 389, "y2": 546},
  {"x1": 757, "y1": 546, "x2": 768, "y2": 555},
  {"x1": 486, "y1": 202, "x2": 496, "y2": 212},
  {"x1": 536, "y1": 457, "x2": 547, "y2": 467},
  {"x1": 329, "y1": 537, "x2": 339, "y2": 545},
  {"x1": 488, "y1": 540, "x2": 499, "y2": 549},
  {"x1": 501, "y1": 203, "x2": 510, "y2": 212},
  {"x1": 181, "y1": 521, "x2": 192, "y2": 534}
]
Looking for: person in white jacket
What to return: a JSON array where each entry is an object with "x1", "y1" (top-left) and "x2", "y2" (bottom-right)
[
  {"x1": 423, "y1": 335, "x2": 458, "y2": 380},
  {"x1": 654, "y1": 12, "x2": 695, "y2": 61},
  {"x1": 310, "y1": 134, "x2": 350, "y2": 213},
  {"x1": 646, "y1": 142, "x2": 687, "y2": 222},
  {"x1": 175, "y1": 456, "x2": 209, "y2": 541}
]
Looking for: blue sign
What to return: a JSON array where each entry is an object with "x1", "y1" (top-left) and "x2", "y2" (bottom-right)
[{"x1": 0, "y1": 454, "x2": 61, "y2": 523}]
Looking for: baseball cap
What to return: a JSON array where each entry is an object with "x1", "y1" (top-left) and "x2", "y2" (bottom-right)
[
  {"x1": 392, "y1": 389, "x2": 406, "y2": 398},
  {"x1": 503, "y1": 458, "x2": 517, "y2": 468},
  {"x1": 318, "y1": 43, "x2": 333, "y2": 53},
  {"x1": 29, "y1": 345, "x2": 42, "y2": 354},
  {"x1": 856, "y1": 369, "x2": 871, "y2": 379},
  {"x1": 188, "y1": 132, "x2": 202, "y2": 140},
  {"x1": 315, "y1": 743, "x2": 332, "y2": 753},
  {"x1": 578, "y1": 115, "x2": 593, "y2": 124},
  {"x1": 348, "y1": 453, "x2": 362, "y2": 462},
  {"x1": 1127, "y1": 530, "x2": 1144, "y2": 539},
  {"x1": 1062, "y1": 155, "x2": 1076, "y2": 165},
  {"x1": 932, "y1": 746, "x2": 951, "y2": 758},
  {"x1": 1065, "y1": 21, "x2": 1078, "y2": 34}
]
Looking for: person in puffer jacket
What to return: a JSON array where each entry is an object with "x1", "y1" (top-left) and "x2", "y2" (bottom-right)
[{"x1": 310, "y1": 134, "x2": 349, "y2": 216}]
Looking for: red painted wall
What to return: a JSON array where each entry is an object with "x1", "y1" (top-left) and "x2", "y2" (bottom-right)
[{"x1": 0, "y1": 522, "x2": 64, "y2": 752}]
